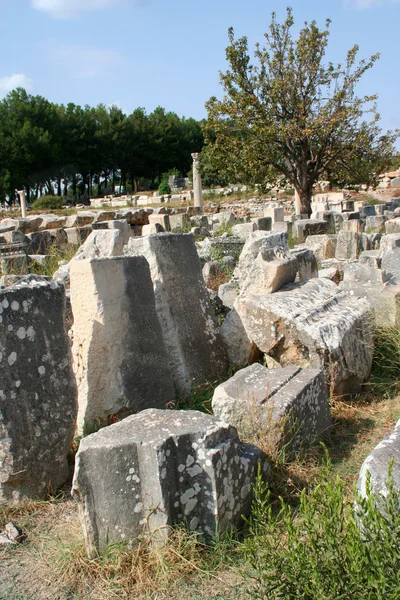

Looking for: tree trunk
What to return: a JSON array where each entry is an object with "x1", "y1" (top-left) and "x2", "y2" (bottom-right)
[
  {"x1": 57, "y1": 175, "x2": 62, "y2": 196},
  {"x1": 26, "y1": 185, "x2": 30, "y2": 205}
]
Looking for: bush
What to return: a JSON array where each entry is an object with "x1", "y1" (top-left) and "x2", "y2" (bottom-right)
[
  {"x1": 243, "y1": 456, "x2": 400, "y2": 600},
  {"x1": 32, "y1": 195, "x2": 65, "y2": 210},
  {"x1": 158, "y1": 180, "x2": 171, "y2": 195}
]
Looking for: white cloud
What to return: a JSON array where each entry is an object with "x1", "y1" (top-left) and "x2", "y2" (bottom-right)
[
  {"x1": 50, "y1": 44, "x2": 121, "y2": 78},
  {"x1": 31, "y1": 0, "x2": 135, "y2": 19},
  {"x1": 0, "y1": 74, "x2": 34, "y2": 98},
  {"x1": 346, "y1": 0, "x2": 400, "y2": 8}
]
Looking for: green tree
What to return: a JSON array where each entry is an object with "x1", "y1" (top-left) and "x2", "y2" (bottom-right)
[{"x1": 204, "y1": 8, "x2": 398, "y2": 214}]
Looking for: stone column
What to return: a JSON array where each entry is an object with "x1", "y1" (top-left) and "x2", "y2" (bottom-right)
[
  {"x1": 294, "y1": 189, "x2": 301, "y2": 217},
  {"x1": 191, "y1": 152, "x2": 202, "y2": 209},
  {"x1": 17, "y1": 190, "x2": 27, "y2": 218}
]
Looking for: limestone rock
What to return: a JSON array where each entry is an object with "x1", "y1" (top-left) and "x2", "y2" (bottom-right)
[
  {"x1": 125, "y1": 234, "x2": 228, "y2": 393},
  {"x1": 0, "y1": 277, "x2": 77, "y2": 500},
  {"x1": 74, "y1": 230, "x2": 124, "y2": 260},
  {"x1": 218, "y1": 281, "x2": 239, "y2": 309},
  {"x1": 72, "y1": 409, "x2": 267, "y2": 557},
  {"x1": 290, "y1": 248, "x2": 318, "y2": 281},
  {"x1": 212, "y1": 363, "x2": 331, "y2": 447},
  {"x1": 236, "y1": 278, "x2": 373, "y2": 396},
  {"x1": 357, "y1": 419, "x2": 400, "y2": 514},
  {"x1": 237, "y1": 231, "x2": 288, "y2": 282},
  {"x1": 70, "y1": 256, "x2": 175, "y2": 434},
  {"x1": 220, "y1": 307, "x2": 261, "y2": 368},
  {"x1": 241, "y1": 246, "x2": 298, "y2": 296}
]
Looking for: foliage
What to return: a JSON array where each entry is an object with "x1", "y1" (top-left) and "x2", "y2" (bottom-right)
[
  {"x1": 243, "y1": 457, "x2": 400, "y2": 600},
  {"x1": 29, "y1": 242, "x2": 78, "y2": 278},
  {"x1": 368, "y1": 321, "x2": 400, "y2": 396},
  {"x1": 158, "y1": 180, "x2": 171, "y2": 195},
  {"x1": 203, "y1": 8, "x2": 398, "y2": 214},
  {"x1": 0, "y1": 90, "x2": 204, "y2": 204},
  {"x1": 31, "y1": 195, "x2": 65, "y2": 210}
]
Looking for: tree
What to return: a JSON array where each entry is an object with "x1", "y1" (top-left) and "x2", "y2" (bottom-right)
[{"x1": 204, "y1": 8, "x2": 398, "y2": 214}]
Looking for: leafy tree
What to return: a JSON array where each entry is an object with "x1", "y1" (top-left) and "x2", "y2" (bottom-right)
[{"x1": 204, "y1": 8, "x2": 398, "y2": 214}]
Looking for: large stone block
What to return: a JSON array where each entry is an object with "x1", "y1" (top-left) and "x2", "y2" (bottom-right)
[
  {"x1": 74, "y1": 229, "x2": 124, "y2": 260},
  {"x1": 381, "y1": 245, "x2": 400, "y2": 285},
  {"x1": 241, "y1": 246, "x2": 298, "y2": 296},
  {"x1": 70, "y1": 256, "x2": 175, "y2": 434},
  {"x1": 212, "y1": 364, "x2": 331, "y2": 447},
  {"x1": 220, "y1": 307, "x2": 261, "y2": 368},
  {"x1": 290, "y1": 247, "x2": 318, "y2": 281},
  {"x1": 0, "y1": 277, "x2": 77, "y2": 500},
  {"x1": 232, "y1": 222, "x2": 257, "y2": 240},
  {"x1": 263, "y1": 206, "x2": 284, "y2": 223},
  {"x1": 237, "y1": 231, "x2": 288, "y2": 282},
  {"x1": 236, "y1": 278, "x2": 373, "y2": 396},
  {"x1": 72, "y1": 409, "x2": 266, "y2": 557},
  {"x1": 335, "y1": 231, "x2": 363, "y2": 260},
  {"x1": 125, "y1": 234, "x2": 228, "y2": 393},
  {"x1": 357, "y1": 419, "x2": 400, "y2": 514},
  {"x1": 293, "y1": 220, "x2": 329, "y2": 243},
  {"x1": 305, "y1": 234, "x2": 338, "y2": 262}
]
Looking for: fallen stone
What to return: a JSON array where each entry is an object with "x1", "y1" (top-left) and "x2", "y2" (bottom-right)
[
  {"x1": 218, "y1": 281, "x2": 239, "y2": 309},
  {"x1": 232, "y1": 223, "x2": 257, "y2": 240},
  {"x1": 212, "y1": 363, "x2": 331, "y2": 447},
  {"x1": 220, "y1": 307, "x2": 261, "y2": 368},
  {"x1": 74, "y1": 230, "x2": 124, "y2": 260},
  {"x1": 125, "y1": 234, "x2": 228, "y2": 393},
  {"x1": 236, "y1": 278, "x2": 373, "y2": 396},
  {"x1": 237, "y1": 231, "x2": 288, "y2": 282},
  {"x1": 38, "y1": 215, "x2": 67, "y2": 231},
  {"x1": 0, "y1": 277, "x2": 77, "y2": 500},
  {"x1": 305, "y1": 234, "x2": 338, "y2": 262},
  {"x1": 72, "y1": 409, "x2": 267, "y2": 557},
  {"x1": 70, "y1": 256, "x2": 175, "y2": 434},
  {"x1": 335, "y1": 231, "x2": 363, "y2": 260},
  {"x1": 293, "y1": 220, "x2": 329, "y2": 243},
  {"x1": 290, "y1": 247, "x2": 318, "y2": 281},
  {"x1": 357, "y1": 419, "x2": 400, "y2": 517},
  {"x1": 381, "y1": 245, "x2": 400, "y2": 285},
  {"x1": 241, "y1": 246, "x2": 297, "y2": 296},
  {"x1": 142, "y1": 223, "x2": 164, "y2": 235}
]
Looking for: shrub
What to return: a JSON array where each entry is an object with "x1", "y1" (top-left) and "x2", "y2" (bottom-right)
[
  {"x1": 243, "y1": 456, "x2": 400, "y2": 600},
  {"x1": 32, "y1": 195, "x2": 65, "y2": 210},
  {"x1": 158, "y1": 181, "x2": 171, "y2": 195}
]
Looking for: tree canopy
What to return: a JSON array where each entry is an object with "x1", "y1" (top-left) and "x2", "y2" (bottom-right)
[
  {"x1": 203, "y1": 8, "x2": 398, "y2": 214},
  {"x1": 0, "y1": 89, "x2": 204, "y2": 204}
]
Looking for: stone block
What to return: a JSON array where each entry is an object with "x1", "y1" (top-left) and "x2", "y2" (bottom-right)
[
  {"x1": 212, "y1": 211, "x2": 236, "y2": 227},
  {"x1": 241, "y1": 246, "x2": 298, "y2": 296},
  {"x1": 125, "y1": 234, "x2": 228, "y2": 393},
  {"x1": 293, "y1": 220, "x2": 329, "y2": 243},
  {"x1": 232, "y1": 223, "x2": 257, "y2": 240},
  {"x1": 169, "y1": 214, "x2": 190, "y2": 232},
  {"x1": 290, "y1": 248, "x2": 318, "y2": 281},
  {"x1": 37, "y1": 214, "x2": 67, "y2": 230},
  {"x1": 74, "y1": 230, "x2": 124, "y2": 260},
  {"x1": 218, "y1": 281, "x2": 239, "y2": 309},
  {"x1": 72, "y1": 409, "x2": 266, "y2": 557},
  {"x1": 365, "y1": 216, "x2": 385, "y2": 233},
  {"x1": 236, "y1": 278, "x2": 373, "y2": 396},
  {"x1": 237, "y1": 231, "x2": 288, "y2": 281},
  {"x1": 64, "y1": 227, "x2": 92, "y2": 246},
  {"x1": 335, "y1": 231, "x2": 363, "y2": 260},
  {"x1": 220, "y1": 307, "x2": 260, "y2": 368},
  {"x1": 0, "y1": 277, "x2": 77, "y2": 500},
  {"x1": 271, "y1": 221, "x2": 289, "y2": 234},
  {"x1": 65, "y1": 212, "x2": 96, "y2": 228},
  {"x1": 305, "y1": 234, "x2": 337, "y2": 262},
  {"x1": 142, "y1": 223, "x2": 164, "y2": 235},
  {"x1": 70, "y1": 256, "x2": 175, "y2": 433},
  {"x1": 26, "y1": 230, "x2": 53, "y2": 254},
  {"x1": 357, "y1": 419, "x2": 400, "y2": 515},
  {"x1": 385, "y1": 219, "x2": 400, "y2": 234},
  {"x1": 148, "y1": 214, "x2": 171, "y2": 232},
  {"x1": 197, "y1": 237, "x2": 244, "y2": 266},
  {"x1": 212, "y1": 363, "x2": 331, "y2": 447},
  {"x1": 251, "y1": 217, "x2": 272, "y2": 231},
  {"x1": 263, "y1": 206, "x2": 284, "y2": 223},
  {"x1": 381, "y1": 245, "x2": 400, "y2": 285},
  {"x1": 342, "y1": 219, "x2": 364, "y2": 233}
]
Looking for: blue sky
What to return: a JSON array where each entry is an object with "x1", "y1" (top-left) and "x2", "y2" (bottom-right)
[{"x1": 0, "y1": 0, "x2": 399, "y2": 135}]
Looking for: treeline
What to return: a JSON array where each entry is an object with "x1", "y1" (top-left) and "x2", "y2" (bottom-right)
[{"x1": 0, "y1": 88, "x2": 204, "y2": 204}]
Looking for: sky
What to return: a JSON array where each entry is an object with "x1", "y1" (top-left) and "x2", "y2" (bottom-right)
[{"x1": 0, "y1": 0, "x2": 400, "y2": 135}]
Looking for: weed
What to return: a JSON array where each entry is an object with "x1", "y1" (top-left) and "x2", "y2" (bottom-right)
[
  {"x1": 29, "y1": 243, "x2": 79, "y2": 278},
  {"x1": 243, "y1": 456, "x2": 400, "y2": 600},
  {"x1": 213, "y1": 220, "x2": 233, "y2": 237},
  {"x1": 287, "y1": 233, "x2": 298, "y2": 249},
  {"x1": 368, "y1": 320, "x2": 400, "y2": 396}
]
